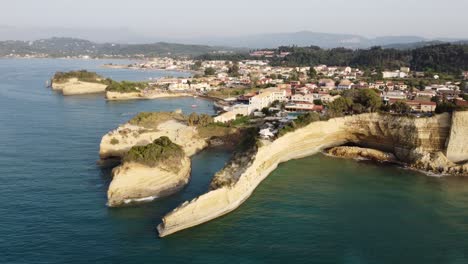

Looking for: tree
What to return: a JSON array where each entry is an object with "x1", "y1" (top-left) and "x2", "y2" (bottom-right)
[
  {"x1": 188, "y1": 113, "x2": 199, "y2": 126},
  {"x1": 390, "y1": 101, "x2": 411, "y2": 114},
  {"x1": 327, "y1": 97, "x2": 353, "y2": 117},
  {"x1": 204, "y1": 67, "x2": 216, "y2": 76},
  {"x1": 313, "y1": 99, "x2": 323, "y2": 105},
  {"x1": 431, "y1": 95, "x2": 441, "y2": 104},
  {"x1": 228, "y1": 63, "x2": 240, "y2": 77},
  {"x1": 357, "y1": 89, "x2": 382, "y2": 112},
  {"x1": 435, "y1": 102, "x2": 456, "y2": 114},
  {"x1": 309, "y1": 67, "x2": 317, "y2": 79},
  {"x1": 191, "y1": 61, "x2": 202, "y2": 71},
  {"x1": 352, "y1": 103, "x2": 365, "y2": 114}
]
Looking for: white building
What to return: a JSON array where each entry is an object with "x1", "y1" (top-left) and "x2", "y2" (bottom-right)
[
  {"x1": 383, "y1": 71, "x2": 408, "y2": 79},
  {"x1": 249, "y1": 88, "x2": 288, "y2": 112},
  {"x1": 291, "y1": 94, "x2": 316, "y2": 103}
]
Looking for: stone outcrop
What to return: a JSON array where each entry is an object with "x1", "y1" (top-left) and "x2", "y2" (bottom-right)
[
  {"x1": 446, "y1": 111, "x2": 468, "y2": 163},
  {"x1": 107, "y1": 158, "x2": 191, "y2": 207},
  {"x1": 51, "y1": 78, "x2": 107, "y2": 95},
  {"x1": 157, "y1": 112, "x2": 468, "y2": 237},
  {"x1": 325, "y1": 146, "x2": 397, "y2": 162},
  {"x1": 106, "y1": 91, "x2": 191, "y2": 101},
  {"x1": 100, "y1": 119, "x2": 207, "y2": 207}
]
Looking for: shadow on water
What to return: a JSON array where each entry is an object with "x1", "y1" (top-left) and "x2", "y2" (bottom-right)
[{"x1": 101, "y1": 147, "x2": 233, "y2": 226}]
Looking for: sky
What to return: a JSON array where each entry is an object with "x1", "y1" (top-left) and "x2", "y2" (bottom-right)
[{"x1": 1, "y1": 0, "x2": 467, "y2": 40}]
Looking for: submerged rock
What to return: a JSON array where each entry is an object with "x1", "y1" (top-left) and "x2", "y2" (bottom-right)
[{"x1": 325, "y1": 146, "x2": 397, "y2": 163}]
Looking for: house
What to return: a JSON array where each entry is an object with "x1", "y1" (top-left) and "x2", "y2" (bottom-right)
[
  {"x1": 388, "y1": 99, "x2": 436, "y2": 113},
  {"x1": 438, "y1": 89, "x2": 459, "y2": 100},
  {"x1": 319, "y1": 94, "x2": 341, "y2": 103},
  {"x1": 214, "y1": 104, "x2": 250, "y2": 123},
  {"x1": 400, "y1": 67, "x2": 411, "y2": 74},
  {"x1": 405, "y1": 100, "x2": 436, "y2": 112},
  {"x1": 395, "y1": 82, "x2": 408, "y2": 90},
  {"x1": 249, "y1": 88, "x2": 287, "y2": 112},
  {"x1": 416, "y1": 90, "x2": 436, "y2": 98},
  {"x1": 291, "y1": 94, "x2": 316, "y2": 103},
  {"x1": 383, "y1": 70, "x2": 407, "y2": 79},
  {"x1": 337, "y1": 79, "x2": 353, "y2": 90},
  {"x1": 318, "y1": 78, "x2": 336, "y2": 88},
  {"x1": 382, "y1": 91, "x2": 407, "y2": 101}
]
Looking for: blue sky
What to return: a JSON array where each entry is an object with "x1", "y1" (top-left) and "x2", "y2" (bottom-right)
[{"x1": 2, "y1": 0, "x2": 467, "y2": 38}]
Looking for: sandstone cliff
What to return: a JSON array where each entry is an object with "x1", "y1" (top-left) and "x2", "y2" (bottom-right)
[
  {"x1": 51, "y1": 78, "x2": 107, "y2": 95},
  {"x1": 100, "y1": 116, "x2": 208, "y2": 207},
  {"x1": 108, "y1": 158, "x2": 191, "y2": 207},
  {"x1": 447, "y1": 111, "x2": 468, "y2": 163},
  {"x1": 106, "y1": 91, "x2": 191, "y2": 101},
  {"x1": 157, "y1": 112, "x2": 468, "y2": 237}
]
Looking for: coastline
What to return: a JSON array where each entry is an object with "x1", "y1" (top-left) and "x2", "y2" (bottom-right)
[{"x1": 157, "y1": 112, "x2": 468, "y2": 237}]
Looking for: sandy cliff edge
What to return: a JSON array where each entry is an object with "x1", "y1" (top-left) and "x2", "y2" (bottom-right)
[
  {"x1": 157, "y1": 112, "x2": 468, "y2": 237},
  {"x1": 107, "y1": 158, "x2": 191, "y2": 207},
  {"x1": 51, "y1": 78, "x2": 107, "y2": 95}
]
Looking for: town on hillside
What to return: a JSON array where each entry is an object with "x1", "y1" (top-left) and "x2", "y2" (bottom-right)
[{"x1": 103, "y1": 55, "x2": 467, "y2": 140}]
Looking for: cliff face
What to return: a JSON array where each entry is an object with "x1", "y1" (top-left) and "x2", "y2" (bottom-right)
[
  {"x1": 157, "y1": 112, "x2": 468, "y2": 237},
  {"x1": 447, "y1": 111, "x2": 468, "y2": 163},
  {"x1": 108, "y1": 158, "x2": 191, "y2": 207},
  {"x1": 105, "y1": 91, "x2": 191, "y2": 101},
  {"x1": 343, "y1": 113, "x2": 451, "y2": 162},
  {"x1": 51, "y1": 78, "x2": 107, "y2": 95}
]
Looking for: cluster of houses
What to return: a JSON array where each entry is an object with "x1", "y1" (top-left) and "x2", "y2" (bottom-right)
[{"x1": 124, "y1": 58, "x2": 467, "y2": 123}]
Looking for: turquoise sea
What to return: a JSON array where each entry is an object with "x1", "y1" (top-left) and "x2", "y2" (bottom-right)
[{"x1": 1, "y1": 59, "x2": 468, "y2": 263}]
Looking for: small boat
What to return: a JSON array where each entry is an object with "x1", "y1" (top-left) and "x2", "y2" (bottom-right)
[{"x1": 191, "y1": 104, "x2": 198, "y2": 108}]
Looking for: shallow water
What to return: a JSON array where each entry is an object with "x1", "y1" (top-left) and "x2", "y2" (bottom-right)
[{"x1": 1, "y1": 59, "x2": 468, "y2": 263}]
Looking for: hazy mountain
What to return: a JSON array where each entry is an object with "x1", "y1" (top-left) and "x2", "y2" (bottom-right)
[
  {"x1": 172, "y1": 31, "x2": 465, "y2": 49},
  {"x1": 176, "y1": 31, "x2": 464, "y2": 49},
  {"x1": 0, "y1": 26, "x2": 466, "y2": 50},
  {"x1": 0, "y1": 25, "x2": 154, "y2": 44},
  {"x1": 0, "y1": 37, "x2": 241, "y2": 57}
]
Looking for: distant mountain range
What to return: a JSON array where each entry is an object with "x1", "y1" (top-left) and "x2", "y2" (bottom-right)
[
  {"x1": 180, "y1": 31, "x2": 467, "y2": 49},
  {"x1": 0, "y1": 26, "x2": 466, "y2": 49},
  {"x1": 0, "y1": 37, "x2": 241, "y2": 58}
]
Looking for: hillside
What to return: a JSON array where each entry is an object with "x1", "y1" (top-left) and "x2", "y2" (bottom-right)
[{"x1": 0, "y1": 37, "x2": 241, "y2": 58}]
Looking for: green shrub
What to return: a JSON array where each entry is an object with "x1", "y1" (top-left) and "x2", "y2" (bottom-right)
[
  {"x1": 106, "y1": 80, "x2": 148, "y2": 93},
  {"x1": 52, "y1": 70, "x2": 105, "y2": 84},
  {"x1": 123, "y1": 137, "x2": 184, "y2": 172},
  {"x1": 110, "y1": 138, "x2": 119, "y2": 145}
]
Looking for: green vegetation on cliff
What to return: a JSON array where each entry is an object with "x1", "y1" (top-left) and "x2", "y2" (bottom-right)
[
  {"x1": 106, "y1": 80, "x2": 148, "y2": 93},
  {"x1": 123, "y1": 137, "x2": 184, "y2": 171},
  {"x1": 52, "y1": 70, "x2": 109, "y2": 84}
]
